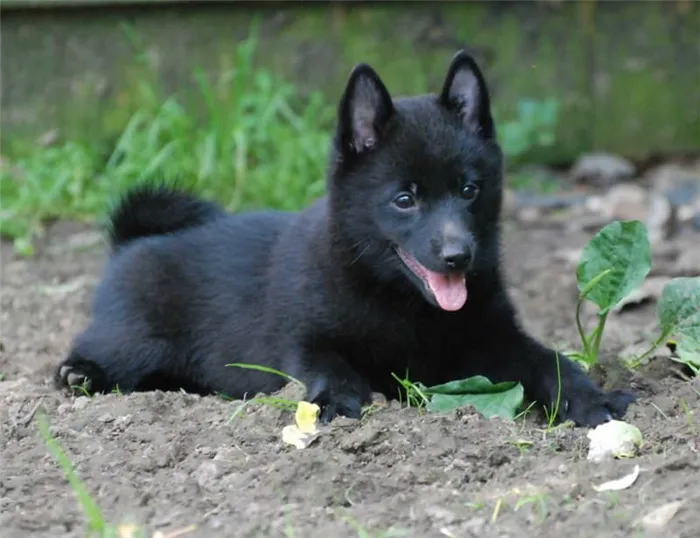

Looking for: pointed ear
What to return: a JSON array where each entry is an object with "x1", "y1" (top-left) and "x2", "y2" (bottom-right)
[
  {"x1": 337, "y1": 63, "x2": 394, "y2": 156},
  {"x1": 439, "y1": 51, "x2": 495, "y2": 140}
]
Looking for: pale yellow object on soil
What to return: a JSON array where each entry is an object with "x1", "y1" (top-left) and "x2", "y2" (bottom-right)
[
  {"x1": 295, "y1": 401, "x2": 321, "y2": 434},
  {"x1": 282, "y1": 401, "x2": 322, "y2": 449},
  {"x1": 586, "y1": 419, "x2": 643, "y2": 462},
  {"x1": 592, "y1": 464, "x2": 641, "y2": 492}
]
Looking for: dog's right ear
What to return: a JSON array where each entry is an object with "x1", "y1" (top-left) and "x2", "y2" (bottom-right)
[
  {"x1": 337, "y1": 63, "x2": 394, "y2": 156},
  {"x1": 439, "y1": 51, "x2": 495, "y2": 140}
]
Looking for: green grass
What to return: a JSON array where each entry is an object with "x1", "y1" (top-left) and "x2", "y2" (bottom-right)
[
  {"x1": 224, "y1": 362, "x2": 306, "y2": 423},
  {"x1": 542, "y1": 350, "x2": 563, "y2": 430},
  {"x1": 513, "y1": 491, "x2": 551, "y2": 524},
  {"x1": 0, "y1": 29, "x2": 333, "y2": 255},
  {"x1": 36, "y1": 413, "x2": 130, "y2": 537},
  {"x1": 37, "y1": 412, "x2": 201, "y2": 538},
  {"x1": 391, "y1": 372, "x2": 430, "y2": 411}
]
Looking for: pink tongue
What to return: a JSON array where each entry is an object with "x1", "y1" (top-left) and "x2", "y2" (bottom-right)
[{"x1": 425, "y1": 271, "x2": 467, "y2": 311}]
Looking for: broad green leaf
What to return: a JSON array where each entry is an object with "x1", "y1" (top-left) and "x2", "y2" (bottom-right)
[
  {"x1": 657, "y1": 277, "x2": 700, "y2": 337},
  {"x1": 423, "y1": 376, "x2": 519, "y2": 396},
  {"x1": 673, "y1": 338, "x2": 700, "y2": 375},
  {"x1": 427, "y1": 386, "x2": 524, "y2": 420},
  {"x1": 577, "y1": 220, "x2": 651, "y2": 314},
  {"x1": 657, "y1": 277, "x2": 700, "y2": 373},
  {"x1": 423, "y1": 376, "x2": 525, "y2": 420}
]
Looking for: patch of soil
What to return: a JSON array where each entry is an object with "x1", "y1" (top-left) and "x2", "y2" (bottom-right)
[{"x1": 1, "y1": 218, "x2": 698, "y2": 538}]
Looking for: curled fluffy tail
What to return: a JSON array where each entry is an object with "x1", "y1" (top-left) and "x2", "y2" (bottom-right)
[{"x1": 107, "y1": 184, "x2": 224, "y2": 249}]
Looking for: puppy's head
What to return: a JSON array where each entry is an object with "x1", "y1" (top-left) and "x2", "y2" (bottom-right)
[{"x1": 328, "y1": 51, "x2": 504, "y2": 312}]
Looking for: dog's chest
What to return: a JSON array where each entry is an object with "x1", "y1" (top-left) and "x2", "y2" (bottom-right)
[{"x1": 336, "y1": 304, "x2": 473, "y2": 375}]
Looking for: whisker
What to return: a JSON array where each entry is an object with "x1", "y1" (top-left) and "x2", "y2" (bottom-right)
[{"x1": 349, "y1": 243, "x2": 371, "y2": 266}]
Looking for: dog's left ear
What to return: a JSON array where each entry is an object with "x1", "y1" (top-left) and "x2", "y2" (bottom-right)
[{"x1": 439, "y1": 51, "x2": 495, "y2": 140}]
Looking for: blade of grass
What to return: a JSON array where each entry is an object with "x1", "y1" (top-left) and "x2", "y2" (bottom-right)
[{"x1": 36, "y1": 413, "x2": 106, "y2": 535}]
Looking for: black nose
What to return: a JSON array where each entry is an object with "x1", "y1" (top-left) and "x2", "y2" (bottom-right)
[{"x1": 441, "y1": 244, "x2": 472, "y2": 270}]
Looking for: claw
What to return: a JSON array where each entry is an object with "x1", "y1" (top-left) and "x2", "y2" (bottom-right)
[
  {"x1": 58, "y1": 366, "x2": 90, "y2": 390},
  {"x1": 67, "y1": 373, "x2": 89, "y2": 388}
]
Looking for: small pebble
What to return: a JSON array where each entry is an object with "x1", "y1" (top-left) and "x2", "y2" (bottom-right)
[{"x1": 71, "y1": 397, "x2": 90, "y2": 411}]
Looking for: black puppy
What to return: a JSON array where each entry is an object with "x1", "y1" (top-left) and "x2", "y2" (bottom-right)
[{"x1": 56, "y1": 51, "x2": 635, "y2": 426}]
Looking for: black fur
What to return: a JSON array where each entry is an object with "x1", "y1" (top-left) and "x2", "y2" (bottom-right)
[
  {"x1": 107, "y1": 183, "x2": 224, "y2": 250},
  {"x1": 56, "y1": 51, "x2": 635, "y2": 426}
]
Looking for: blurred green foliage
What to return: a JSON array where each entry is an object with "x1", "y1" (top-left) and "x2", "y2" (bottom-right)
[
  {"x1": 0, "y1": 29, "x2": 559, "y2": 256},
  {"x1": 498, "y1": 99, "x2": 560, "y2": 164}
]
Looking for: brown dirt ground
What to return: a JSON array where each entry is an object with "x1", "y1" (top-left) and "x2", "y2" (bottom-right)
[{"x1": 1, "y1": 216, "x2": 699, "y2": 538}]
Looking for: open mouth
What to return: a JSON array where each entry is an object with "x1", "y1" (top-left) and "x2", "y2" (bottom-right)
[{"x1": 395, "y1": 248, "x2": 467, "y2": 312}]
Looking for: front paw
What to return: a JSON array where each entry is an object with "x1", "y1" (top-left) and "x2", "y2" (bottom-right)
[
  {"x1": 540, "y1": 360, "x2": 636, "y2": 427},
  {"x1": 306, "y1": 374, "x2": 372, "y2": 423}
]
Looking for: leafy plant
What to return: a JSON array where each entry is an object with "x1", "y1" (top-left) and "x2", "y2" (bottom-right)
[
  {"x1": 569, "y1": 220, "x2": 652, "y2": 368},
  {"x1": 498, "y1": 98, "x2": 559, "y2": 164},
  {"x1": 393, "y1": 373, "x2": 525, "y2": 420},
  {"x1": 569, "y1": 219, "x2": 700, "y2": 374},
  {"x1": 631, "y1": 277, "x2": 700, "y2": 374}
]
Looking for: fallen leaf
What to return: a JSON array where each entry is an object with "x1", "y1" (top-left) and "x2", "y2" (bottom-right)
[
  {"x1": 423, "y1": 376, "x2": 525, "y2": 420},
  {"x1": 592, "y1": 464, "x2": 640, "y2": 492},
  {"x1": 638, "y1": 500, "x2": 685, "y2": 529},
  {"x1": 40, "y1": 276, "x2": 95, "y2": 296}
]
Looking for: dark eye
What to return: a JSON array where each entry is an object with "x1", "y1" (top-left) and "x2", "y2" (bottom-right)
[
  {"x1": 461, "y1": 183, "x2": 479, "y2": 200},
  {"x1": 393, "y1": 193, "x2": 416, "y2": 210}
]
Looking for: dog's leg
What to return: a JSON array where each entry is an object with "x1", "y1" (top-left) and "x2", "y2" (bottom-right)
[
  {"x1": 55, "y1": 323, "x2": 177, "y2": 395},
  {"x1": 457, "y1": 303, "x2": 636, "y2": 426},
  {"x1": 489, "y1": 336, "x2": 635, "y2": 426},
  {"x1": 282, "y1": 348, "x2": 373, "y2": 422}
]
